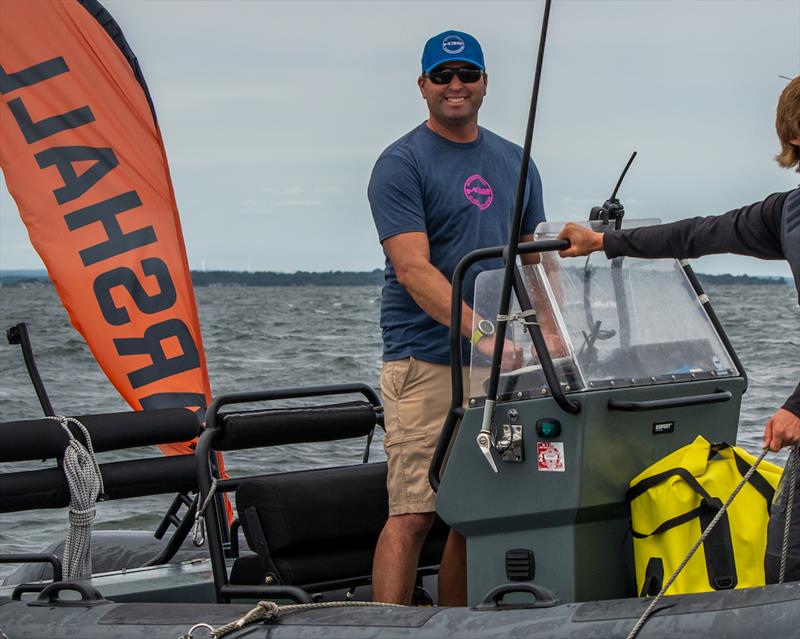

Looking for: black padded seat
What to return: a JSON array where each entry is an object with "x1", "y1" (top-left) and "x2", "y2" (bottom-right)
[{"x1": 233, "y1": 462, "x2": 448, "y2": 589}]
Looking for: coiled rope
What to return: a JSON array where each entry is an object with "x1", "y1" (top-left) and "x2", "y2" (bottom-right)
[
  {"x1": 626, "y1": 446, "x2": 770, "y2": 639},
  {"x1": 46, "y1": 416, "x2": 104, "y2": 579},
  {"x1": 180, "y1": 600, "x2": 403, "y2": 638}
]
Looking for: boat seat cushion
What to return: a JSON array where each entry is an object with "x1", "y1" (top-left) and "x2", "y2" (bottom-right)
[{"x1": 234, "y1": 462, "x2": 448, "y2": 587}]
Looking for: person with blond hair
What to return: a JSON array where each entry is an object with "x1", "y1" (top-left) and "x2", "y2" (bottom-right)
[{"x1": 558, "y1": 76, "x2": 800, "y2": 453}]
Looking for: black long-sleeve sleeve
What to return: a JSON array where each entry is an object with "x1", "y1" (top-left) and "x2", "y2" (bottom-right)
[
  {"x1": 603, "y1": 190, "x2": 799, "y2": 419},
  {"x1": 787, "y1": 384, "x2": 800, "y2": 419},
  {"x1": 603, "y1": 191, "x2": 788, "y2": 261}
]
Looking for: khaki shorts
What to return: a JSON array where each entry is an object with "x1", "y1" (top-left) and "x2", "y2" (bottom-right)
[{"x1": 381, "y1": 357, "x2": 467, "y2": 516}]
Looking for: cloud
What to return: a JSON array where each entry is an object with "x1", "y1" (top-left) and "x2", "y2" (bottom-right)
[
  {"x1": 1, "y1": 0, "x2": 798, "y2": 274},
  {"x1": 276, "y1": 199, "x2": 322, "y2": 207}
]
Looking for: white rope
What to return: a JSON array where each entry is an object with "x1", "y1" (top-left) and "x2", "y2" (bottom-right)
[
  {"x1": 46, "y1": 416, "x2": 104, "y2": 579},
  {"x1": 496, "y1": 309, "x2": 539, "y2": 328},
  {"x1": 780, "y1": 445, "x2": 799, "y2": 583},
  {"x1": 626, "y1": 446, "x2": 770, "y2": 639},
  {"x1": 180, "y1": 600, "x2": 404, "y2": 638},
  {"x1": 192, "y1": 477, "x2": 218, "y2": 546}
]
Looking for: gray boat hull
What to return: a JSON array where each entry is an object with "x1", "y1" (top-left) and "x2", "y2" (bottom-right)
[{"x1": 3, "y1": 581, "x2": 800, "y2": 639}]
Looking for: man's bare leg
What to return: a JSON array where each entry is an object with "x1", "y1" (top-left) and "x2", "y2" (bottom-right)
[
  {"x1": 372, "y1": 512, "x2": 434, "y2": 604},
  {"x1": 437, "y1": 529, "x2": 467, "y2": 606}
]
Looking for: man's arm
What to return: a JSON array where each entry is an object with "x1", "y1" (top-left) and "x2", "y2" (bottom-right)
[
  {"x1": 557, "y1": 191, "x2": 788, "y2": 260},
  {"x1": 766, "y1": 384, "x2": 800, "y2": 450},
  {"x1": 763, "y1": 407, "x2": 800, "y2": 452},
  {"x1": 555, "y1": 193, "x2": 800, "y2": 450},
  {"x1": 383, "y1": 231, "x2": 521, "y2": 368}
]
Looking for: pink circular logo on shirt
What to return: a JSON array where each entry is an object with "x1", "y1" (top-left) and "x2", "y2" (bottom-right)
[{"x1": 464, "y1": 174, "x2": 493, "y2": 210}]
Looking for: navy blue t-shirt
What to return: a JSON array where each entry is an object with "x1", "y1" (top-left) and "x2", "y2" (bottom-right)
[{"x1": 368, "y1": 123, "x2": 546, "y2": 364}]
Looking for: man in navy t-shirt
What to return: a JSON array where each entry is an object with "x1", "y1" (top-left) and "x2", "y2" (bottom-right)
[{"x1": 368, "y1": 30, "x2": 546, "y2": 605}]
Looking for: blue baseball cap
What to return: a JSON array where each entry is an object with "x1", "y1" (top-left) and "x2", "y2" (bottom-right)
[{"x1": 421, "y1": 30, "x2": 485, "y2": 74}]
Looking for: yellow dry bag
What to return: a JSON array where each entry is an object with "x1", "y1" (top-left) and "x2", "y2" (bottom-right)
[{"x1": 627, "y1": 435, "x2": 782, "y2": 596}]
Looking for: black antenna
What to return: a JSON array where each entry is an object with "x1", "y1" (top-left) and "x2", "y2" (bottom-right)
[
  {"x1": 478, "y1": 0, "x2": 574, "y2": 471},
  {"x1": 610, "y1": 151, "x2": 637, "y2": 201},
  {"x1": 589, "y1": 151, "x2": 637, "y2": 230}
]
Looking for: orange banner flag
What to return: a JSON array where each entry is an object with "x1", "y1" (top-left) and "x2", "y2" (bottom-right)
[{"x1": 0, "y1": 0, "x2": 210, "y2": 456}]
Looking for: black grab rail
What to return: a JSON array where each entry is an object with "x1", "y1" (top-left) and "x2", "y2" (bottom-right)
[
  {"x1": 679, "y1": 261, "x2": 748, "y2": 392},
  {"x1": 608, "y1": 389, "x2": 733, "y2": 412},
  {"x1": 429, "y1": 238, "x2": 577, "y2": 492},
  {"x1": 196, "y1": 382, "x2": 382, "y2": 603}
]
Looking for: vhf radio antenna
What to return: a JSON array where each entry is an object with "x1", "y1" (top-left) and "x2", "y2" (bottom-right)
[
  {"x1": 584, "y1": 150, "x2": 638, "y2": 358},
  {"x1": 589, "y1": 150, "x2": 637, "y2": 229}
]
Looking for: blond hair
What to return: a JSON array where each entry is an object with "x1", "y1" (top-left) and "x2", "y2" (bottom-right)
[{"x1": 775, "y1": 76, "x2": 800, "y2": 172}]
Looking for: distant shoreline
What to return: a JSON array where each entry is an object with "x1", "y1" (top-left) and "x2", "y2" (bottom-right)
[{"x1": 0, "y1": 268, "x2": 791, "y2": 288}]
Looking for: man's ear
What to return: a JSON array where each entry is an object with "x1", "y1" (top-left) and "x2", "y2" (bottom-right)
[
  {"x1": 418, "y1": 75, "x2": 426, "y2": 98},
  {"x1": 483, "y1": 72, "x2": 488, "y2": 95}
]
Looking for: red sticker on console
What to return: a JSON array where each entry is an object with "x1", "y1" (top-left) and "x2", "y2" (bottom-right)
[{"x1": 537, "y1": 442, "x2": 565, "y2": 472}]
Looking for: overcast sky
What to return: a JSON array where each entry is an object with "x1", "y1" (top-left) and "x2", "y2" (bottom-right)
[{"x1": 1, "y1": 0, "x2": 798, "y2": 277}]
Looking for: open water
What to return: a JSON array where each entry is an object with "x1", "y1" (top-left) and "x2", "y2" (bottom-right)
[{"x1": 0, "y1": 282, "x2": 798, "y2": 577}]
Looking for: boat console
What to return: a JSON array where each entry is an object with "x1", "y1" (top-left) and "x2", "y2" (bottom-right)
[{"x1": 434, "y1": 221, "x2": 746, "y2": 605}]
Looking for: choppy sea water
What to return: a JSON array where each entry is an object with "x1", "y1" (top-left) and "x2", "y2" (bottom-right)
[{"x1": 0, "y1": 282, "x2": 798, "y2": 577}]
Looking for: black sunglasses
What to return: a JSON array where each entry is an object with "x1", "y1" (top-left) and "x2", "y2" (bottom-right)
[{"x1": 426, "y1": 66, "x2": 483, "y2": 85}]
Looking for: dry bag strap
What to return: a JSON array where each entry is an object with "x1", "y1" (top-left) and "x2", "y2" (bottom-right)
[
  {"x1": 628, "y1": 467, "x2": 719, "y2": 538},
  {"x1": 630, "y1": 505, "x2": 706, "y2": 539},
  {"x1": 639, "y1": 557, "x2": 664, "y2": 597},
  {"x1": 730, "y1": 447, "x2": 775, "y2": 507},
  {"x1": 627, "y1": 467, "x2": 716, "y2": 507},
  {"x1": 698, "y1": 496, "x2": 737, "y2": 590},
  {"x1": 708, "y1": 442, "x2": 775, "y2": 505}
]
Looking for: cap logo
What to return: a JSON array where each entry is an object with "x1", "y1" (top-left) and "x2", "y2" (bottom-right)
[
  {"x1": 464, "y1": 174, "x2": 493, "y2": 210},
  {"x1": 442, "y1": 35, "x2": 465, "y2": 55}
]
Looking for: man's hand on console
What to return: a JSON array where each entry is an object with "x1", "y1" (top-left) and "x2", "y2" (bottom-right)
[
  {"x1": 762, "y1": 408, "x2": 800, "y2": 452},
  {"x1": 557, "y1": 223, "x2": 604, "y2": 258}
]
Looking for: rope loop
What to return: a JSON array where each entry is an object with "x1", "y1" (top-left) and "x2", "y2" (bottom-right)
[{"x1": 496, "y1": 309, "x2": 539, "y2": 330}]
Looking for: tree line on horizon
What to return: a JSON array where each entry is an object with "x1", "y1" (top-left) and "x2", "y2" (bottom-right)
[{"x1": 0, "y1": 268, "x2": 789, "y2": 288}]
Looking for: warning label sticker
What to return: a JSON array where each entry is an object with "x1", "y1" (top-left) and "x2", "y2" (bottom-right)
[{"x1": 537, "y1": 441, "x2": 565, "y2": 472}]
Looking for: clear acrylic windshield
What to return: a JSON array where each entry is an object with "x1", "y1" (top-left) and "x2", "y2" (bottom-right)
[{"x1": 468, "y1": 220, "x2": 738, "y2": 400}]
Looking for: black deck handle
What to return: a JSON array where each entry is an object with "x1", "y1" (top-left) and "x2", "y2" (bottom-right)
[
  {"x1": 608, "y1": 389, "x2": 732, "y2": 412},
  {"x1": 28, "y1": 581, "x2": 107, "y2": 607},
  {"x1": 12, "y1": 583, "x2": 51, "y2": 600},
  {"x1": 475, "y1": 582, "x2": 560, "y2": 610}
]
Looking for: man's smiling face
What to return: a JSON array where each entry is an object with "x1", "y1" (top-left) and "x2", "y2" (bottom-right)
[{"x1": 418, "y1": 61, "x2": 487, "y2": 130}]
